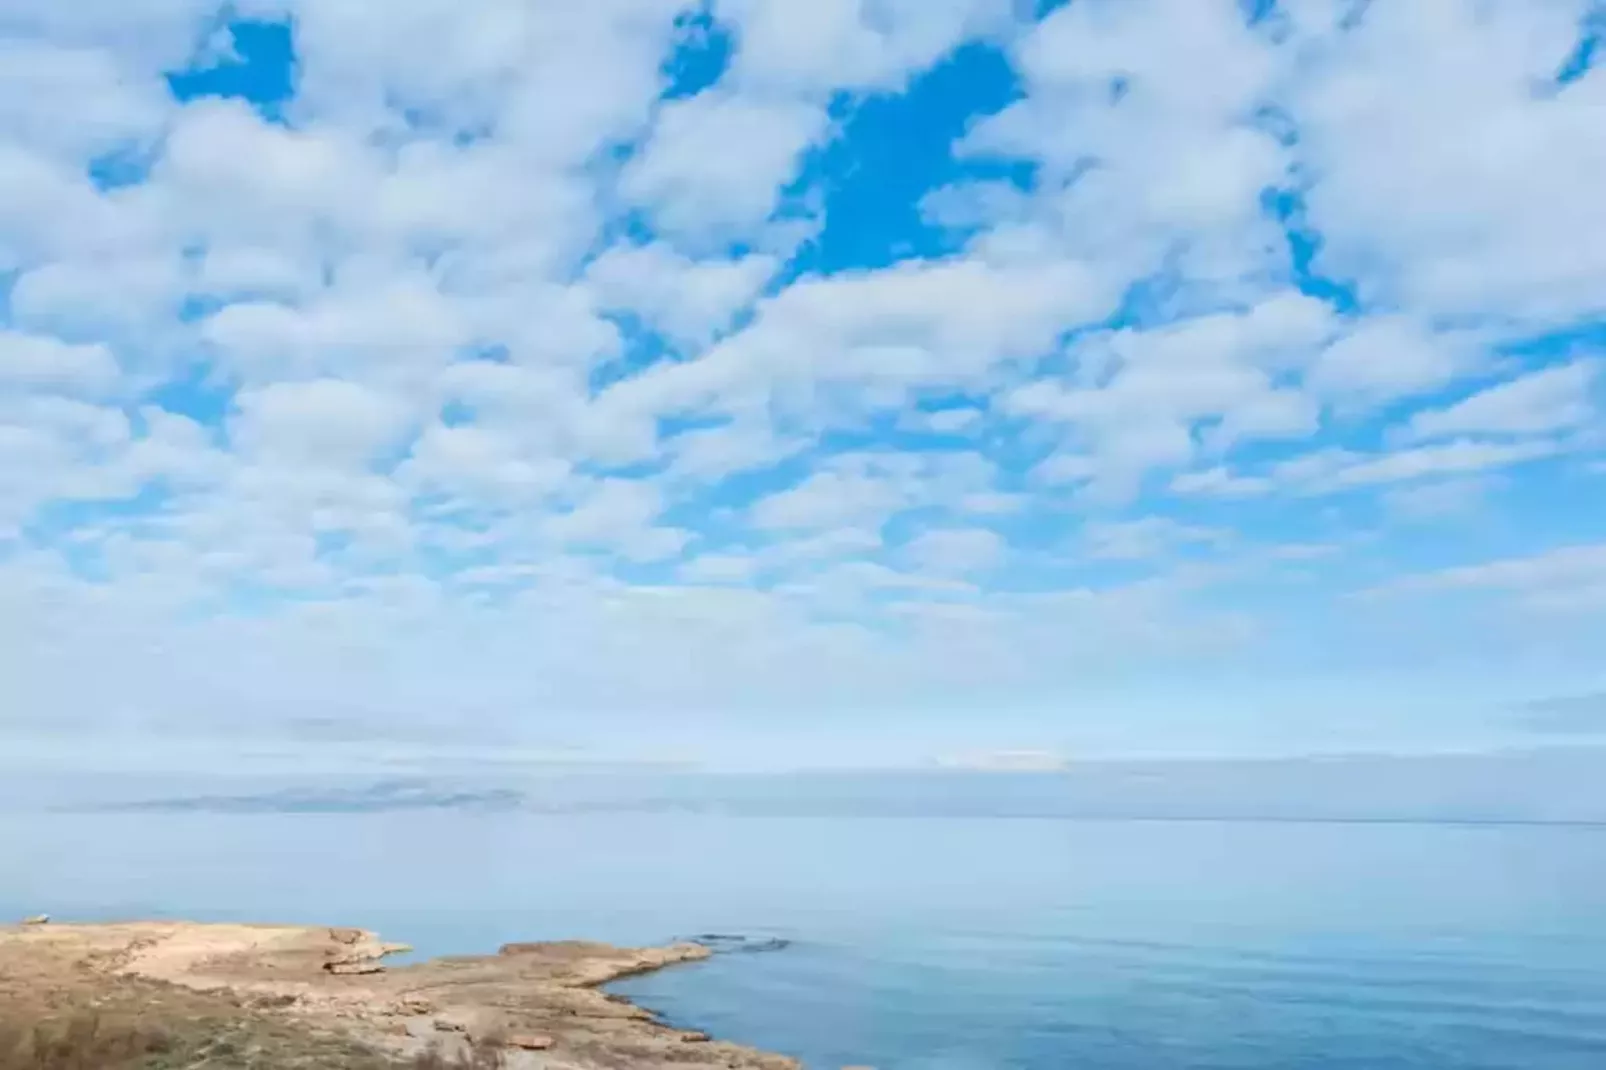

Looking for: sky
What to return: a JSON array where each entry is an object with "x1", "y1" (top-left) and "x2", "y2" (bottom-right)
[{"x1": 1, "y1": 0, "x2": 1605, "y2": 775}]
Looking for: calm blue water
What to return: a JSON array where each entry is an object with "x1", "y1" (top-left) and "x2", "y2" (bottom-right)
[{"x1": 4, "y1": 811, "x2": 1605, "y2": 1069}]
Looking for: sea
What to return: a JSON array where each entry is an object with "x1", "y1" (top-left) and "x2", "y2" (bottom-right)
[{"x1": 4, "y1": 771, "x2": 1606, "y2": 1069}]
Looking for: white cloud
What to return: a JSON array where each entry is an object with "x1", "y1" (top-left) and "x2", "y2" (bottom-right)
[
  {"x1": 621, "y1": 89, "x2": 830, "y2": 238},
  {"x1": 751, "y1": 467, "x2": 902, "y2": 532},
  {"x1": 596, "y1": 254, "x2": 1116, "y2": 434},
  {"x1": 200, "y1": 282, "x2": 471, "y2": 385},
  {"x1": 0, "y1": 330, "x2": 120, "y2": 396},
  {"x1": 718, "y1": 0, "x2": 1013, "y2": 95},
  {"x1": 229, "y1": 379, "x2": 414, "y2": 467},
  {"x1": 0, "y1": 395, "x2": 226, "y2": 534},
  {"x1": 1083, "y1": 517, "x2": 1229, "y2": 561},
  {"x1": 1176, "y1": 437, "x2": 1564, "y2": 500},
  {"x1": 0, "y1": 37, "x2": 172, "y2": 160},
  {"x1": 681, "y1": 553, "x2": 759, "y2": 585},
  {"x1": 545, "y1": 477, "x2": 691, "y2": 563},
  {"x1": 903, "y1": 528, "x2": 1003, "y2": 574},
  {"x1": 960, "y1": 490, "x2": 1024, "y2": 516},
  {"x1": 399, "y1": 423, "x2": 570, "y2": 509},
  {"x1": 1408, "y1": 361, "x2": 1599, "y2": 440},
  {"x1": 757, "y1": 525, "x2": 882, "y2": 567},
  {"x1": 278, "y1": 0, "x2": 679, "y2": 161},
  {"x1": 1169, "y1": 466, "x2": 1272, "y2": 499},
  {"x1": 1372, "y1": 543, "x2": 1606, "y2": 615},
  {"x1": 10, "y1": 257, "x2": 189, "y2": 352},
  {"x1": 1291, "y1": 0, "x2": 1606, "y2": 323},
  {"x1": 195, "y1": 246, "x2": 321, "y2": 302},
  {"x1": 962, "y1": 0, "x2": 1291, "y2": 289},
  {"x1": 667, "y1": 419, "x2": 800, "y2": 481},
  {"x1": 748, "y1": 452, "x2": 1007, "y2": 540},
  {"x1": 1266, "y1": 542, "x2": 1341, "y2": 562},
  {"x1": 1008, "y1": 292, "x2": 1334, "y2": 490},
  {"x1": 1312, "y1": 439, "x2": 1561, "y2": 490},
  {"x1": 1308, "y1": 317, "x2": 1484, "y2": 410},
  {"x1": 0, "y1": 0, "x2": 221, "y2": 69},
  {"x1": 1382, "y1": 476, "x2": 1498, "y2": 522},
  {"x1": 159, "y1": 99, "x2": 376, "y2": 221},
  {"x1": 909, "y1": 406, "x2": 983, "y2": 434},
  {"x1": 585, "y1": 242, "x2": 778, "y2": 347}
]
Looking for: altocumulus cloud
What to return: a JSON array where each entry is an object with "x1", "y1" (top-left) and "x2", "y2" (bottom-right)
[{"x1": 1, "y1": 0, "x2": 1605, "y2": 771}]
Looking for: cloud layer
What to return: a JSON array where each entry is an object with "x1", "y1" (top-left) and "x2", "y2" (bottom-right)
[{"x1": 2, "y1": 0, "x2": 1604, "y2": 768}]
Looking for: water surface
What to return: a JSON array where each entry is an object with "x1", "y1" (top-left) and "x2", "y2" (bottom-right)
[{"x1": 3, "y1": 806, "x2": 1604, "y2": 1068}]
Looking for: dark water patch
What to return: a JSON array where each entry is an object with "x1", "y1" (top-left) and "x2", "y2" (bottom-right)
[{"x1": 688, "y1": 934, "x2": 793, "y2": 955}]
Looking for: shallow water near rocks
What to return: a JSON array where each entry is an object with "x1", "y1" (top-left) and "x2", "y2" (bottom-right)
[{"x1": 5, "y1": 809, "x2": 1606, "y2": 1069}]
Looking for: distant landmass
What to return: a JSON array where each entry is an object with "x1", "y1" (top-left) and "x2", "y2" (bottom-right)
[
  {"x1": 44, "y1": 747, "x2": 1606, "y2": 824},
  {"x1": 110, "y1": 778, "x2": 525, "y2": 814}
]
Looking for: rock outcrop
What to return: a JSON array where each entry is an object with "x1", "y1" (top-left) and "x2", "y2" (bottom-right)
[{"x1": 0, "y1": 921, "x2": 799, "y2": 1070}]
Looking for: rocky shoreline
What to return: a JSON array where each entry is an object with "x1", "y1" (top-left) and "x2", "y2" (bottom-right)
[{"x1": 0, "y1": 919, "x2": 800, "y2": 1069}]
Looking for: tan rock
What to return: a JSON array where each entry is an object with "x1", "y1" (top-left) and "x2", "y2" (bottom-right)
[
  {"x1": 325, "y1": 960, "x2": 385, "y2": 975},
  {"x1": 0, "y1": 921, "x2": 801, "y2": 1070},
  {"x1": 20, "y1": 915, "x2": 49, "y2": 926},
  {"x1": 506, "y1": 1034, "x2": 555, "y2": 1051}
]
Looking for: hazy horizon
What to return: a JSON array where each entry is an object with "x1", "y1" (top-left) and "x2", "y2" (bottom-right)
[{"x1": 5, "y1": 747, "x2": 1606, "y2": 827}]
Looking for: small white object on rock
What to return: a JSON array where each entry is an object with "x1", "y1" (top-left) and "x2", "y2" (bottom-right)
[{"x1": 21, "y1": 915, "x2": 50, "y2": 926}]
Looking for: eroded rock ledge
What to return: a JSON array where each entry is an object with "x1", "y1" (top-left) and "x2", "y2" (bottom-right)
[{"x1": 0, "y1": 920, "x2": 799, "y2": 1069}]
